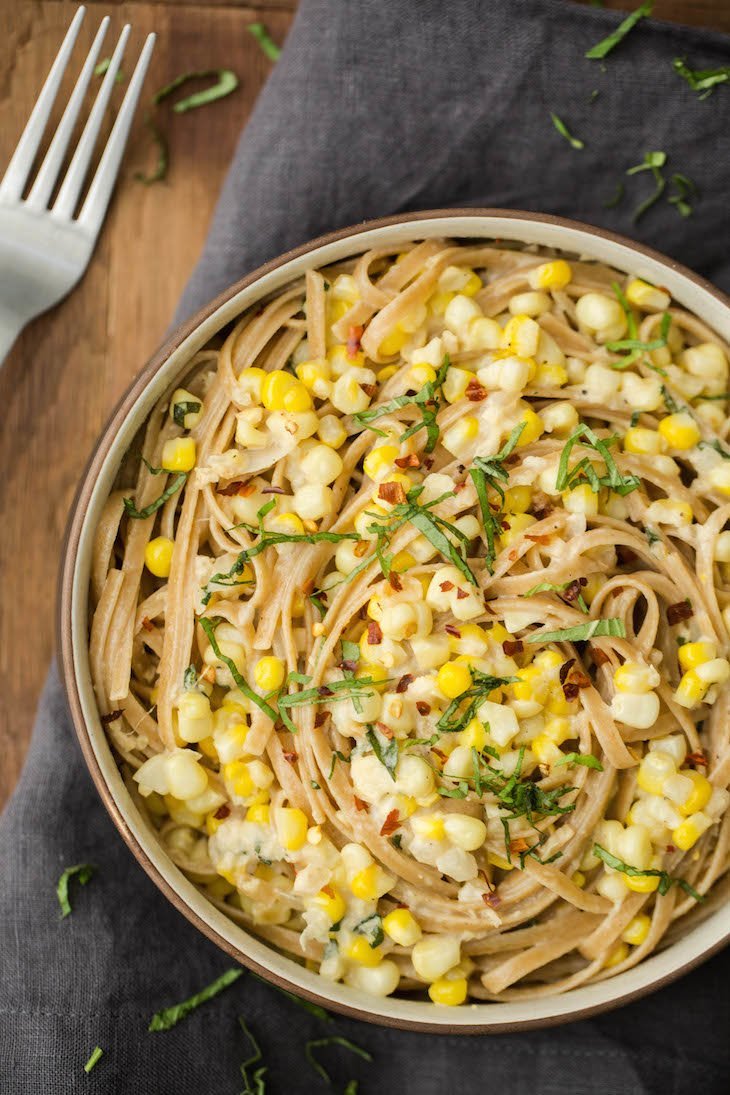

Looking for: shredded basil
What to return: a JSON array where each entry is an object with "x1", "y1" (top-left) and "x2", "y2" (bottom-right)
[
  {"x1": 437, "y1": 780, "x2": 469, "y2": 799},
  {"x1": 603, "y1": 181, "x2": 624, "y2": 209},
  {"x1": 522, "y1": 579, "x2": 589, "y2": 614},
  {"x1": 626, "y1": 150, "x2": 667, "y2": 222},
  {"x1": 94, "y1": 57, "x2": 124, "y2": 82},
  {"x1": 550, "y1": 112, "x2": 584, "y2": 150},
  {"x1": 585, "y1": 1, "x2": 653, "y2": 60},
  {"x1": 668, "y1": 172, "x2": 697, "y2": 218},
  {"x1": 354, "y1": 913, "x2": 385, "y2": 948},
  {"x1": 673, "y1": 57, "x2": 730, "y2": 98},
  {"x1": 304, "y1": 1037, "x2": 372, "y2": 1086},
  {"x1": 199, "y1": 618, "x2": 278, "y2": 721},
  {"x1": 554, "y1": 753, "x2": 604, "y2": 771},
  {"x1": 593, "y1": 844, "x2": 704, "y2": 902},
  {"x1": 248, "y1": 22, "x2": 282, "y2": 62},
  {"x1": 328, "y1": 750, "x2": 349, "y2": 779},
  {"x1": 149, "y1": 968, "x2": 243, "y2": 1031},
  {"x1": 239, "y1": 1016, "x2": 267, "y2": 1095},
  {"x1": 83, "y1": 1047, "x2": 104, "y2": 1074},
  {"x1": 354, "y1": 355, "x2": 450, "y2": 453},
  {"x1": 469, "y1": 422, "x2": 526, "y2": 572},
  {"x1": 555, "y1": 423, "x2": 640, "y2": 496},
  {"x1": 366, "y1": 726, "x2": 399, "y2": 781},
  {"x1": 173, "y1": 400, "x2": 201, "y2": 428},
  {"x1": 606, "y1": 311, "x2": 671, "y2": 359},
  {"x1": 527, "y1": 618, "x2": 625, "y2": 644},
  {"x1": 154, "y1": 69, "x2": 238, "y2": 113},
  {"x1": 437, "y1": 670, "x2": 518, "y2": 735},
  {"x1": 57, "y1": 863, "x2": 95, "y2": 918},
  {"x1": 123, "y1": 472, "x2": 187, "y2": 520}
]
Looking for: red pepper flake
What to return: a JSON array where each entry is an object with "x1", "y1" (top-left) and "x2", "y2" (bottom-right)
[
  {"x1": 354, "y1": 541, "x2": 369, "y2": 558},
  {"x1": 320, "y1": 883, "x2": 335, "y2": 898},
  {"x1": 396, "y1": 674, "x2": 414, "y2": 694},
  {"x1": 380, "y1": 809, "x2": 401, "y2": 837},
  {"x1": 665, "y1": 843, "x2": 676, "y2": 854},
  {"x1": 346, "y1": 324, "x2": 363, "y2": 358},
  {"x1": 141, "y1": 616, "x2": 155, "y2": 633},
  {"x1": 510, "y1": 837, "x2": 530, "y2": 855},
  {"x1": 218, "y1": 480, "x2": 246, "y2": 496},
  {"x1": 416, "y1": 701, "x2": 431, "y2": 716},
  {"x1": 444, "y1": 624, "x2": 461, "y2": 638},
  {"x1": 359, "y1": 382, "x2": 378, "y2": 398},
  {"x1": 283, "y1": 750, "x2": 299, "y2": 764},
  {"x1": 353, "y1": 796, "x2": 368, "y2": 812},
  {"x1": 262, "y1": 485, "x2": 287, "y2": 495},
  {"x1": 395, "y1": 453, "x2": 420, "y2": 469},
  {"x1": 667, "y1": 600, "x2": 693, "y2": 626},
  {"x1": 532, "y1": 496, "x2": 553, "y2": 520},
  {"x1": 590, "y1": 646, "x2": 610, "y2": 667},
  {"x1": 456, "y1": 588, "x2": 469, "y2": 600},
  {"x1": 379, "y1": 481, "x2": 408, "y2": 506},
  {"x1": 502, "y1": 639, "x2": 523, "y2": 656},
  {"x1": 525, "y1": 532, "x2": 552, "y2": 544},
  {"x1": 388, "y1": 572, "x2": 403, "y2": 592},
  {"x1": 339, "y1": 659, "x2": 358, "y2": 673},
  {"x1": 559, "y1": 658, "x2": 576, "y2": 686},
  {"x1": 454, "y1": 479, "x2": 468, "y2": 493},
  {"x1": 422, "y1": 456, "x2": 434, "y2": 470},
  {"x1": 685, "y1": 750, "x2": 708, "y2": 768},
  {"x1": 376, "y1": 721, "x2": 394, "y2": 740},
  {"x1": 465, "y1": 377, "x2": 487, "y2": 402},
  {"x1": 432, "y1": 747, "x2": 448, "y2": 764},
  {"x1": 482, "y1": 892, "x2": 502, "y2": 909},
  {"x1": 563, "y1": 683, "x2": 580, "y2": 701},
  {"x1": 367, "y1": 620, "x2": 383, "y2": 645},
  {"x1": 562, "y1": 577, "x2": 587, "y2": 604},
  {"x1": 314, "y1": 711, "x2": 329, "y2": 728},
  {"x1": 100, "y1": 709, "x2": 124, "y2": 727},
  {"x1": 440, "y1": 581, "x2": 455, "y2": 592},
  {"x1": 214, "y1": 803, "x2": 231, "y2": 820}
]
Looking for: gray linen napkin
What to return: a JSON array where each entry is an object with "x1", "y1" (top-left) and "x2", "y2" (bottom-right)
[{"x1": 2, "y1": 2, "x2": 730, "y2": 1092}]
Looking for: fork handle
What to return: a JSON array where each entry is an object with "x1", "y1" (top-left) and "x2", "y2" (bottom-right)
[{"x1": 0, "y1": 312, "x2": 25, "y2": 366}]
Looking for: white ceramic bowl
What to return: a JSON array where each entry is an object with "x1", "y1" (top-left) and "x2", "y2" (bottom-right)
[{"x1": 59, "y1": 209, "x2": 730, "y2": 1032}]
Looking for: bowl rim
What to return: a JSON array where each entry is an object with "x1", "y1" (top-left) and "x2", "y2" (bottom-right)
[{"x1": 58, "y1": 207, "x2": 730, "y2": 1034}]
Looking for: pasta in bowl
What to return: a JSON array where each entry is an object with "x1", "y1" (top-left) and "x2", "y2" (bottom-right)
[{"x1": 76, "y1": 213, "x2": 730, "y2": 1025}]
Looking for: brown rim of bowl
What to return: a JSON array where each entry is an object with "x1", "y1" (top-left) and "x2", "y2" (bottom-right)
[{"x1": 58, "y1": 207, "x2": 730, "y2": 1034}]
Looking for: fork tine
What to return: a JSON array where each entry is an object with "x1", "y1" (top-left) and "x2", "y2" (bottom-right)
[
  {"x1": 52, "y1": 23, "x2": 132, "y2": 222},
  {"x1": 0, "y1": 6, "x2": 86, "y2": 202},
  {"x1": 26, "y1": 17, "x2": 110, "y2": 211},
  {"x1": 77, "y1": 33, "x2": 156, "y2": 234}
]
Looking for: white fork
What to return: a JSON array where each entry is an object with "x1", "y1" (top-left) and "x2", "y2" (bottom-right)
[{"x1": 0, "y1": 7, "x2": 155, "y2": 364}]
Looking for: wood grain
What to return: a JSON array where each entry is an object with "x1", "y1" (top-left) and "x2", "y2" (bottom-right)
[{"x1": 0, "y1": 0, "x2": 728, "y2": 809}]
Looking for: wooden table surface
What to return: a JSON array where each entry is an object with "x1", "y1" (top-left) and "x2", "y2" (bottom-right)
[{"x1": 1, "y1": 0, "x2": 728, "y2": 809}]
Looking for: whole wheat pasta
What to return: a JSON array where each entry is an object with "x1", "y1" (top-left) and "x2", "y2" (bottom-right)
[{"x1": 90, "y1": 241, "x2": 730, "y2": 1006}]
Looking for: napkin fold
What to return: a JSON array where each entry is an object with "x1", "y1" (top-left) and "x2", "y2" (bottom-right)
[{"x1": 3, "y1": 2, "x2": 730, "y2": 1092}]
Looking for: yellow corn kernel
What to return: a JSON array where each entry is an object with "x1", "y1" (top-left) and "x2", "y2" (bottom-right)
[
  {"x1": 246, "y1": 802, "x2": 271, "y2": 825},
  {"x1": 532, "y1": 735, "x2": 563, "y2": 766},
  {"x1": 458, "y1": 717, "x2": 488, "y2": 751},
  {"x1": 207, "y1": 876, "x2": 235, "y2": 899},
  {"x1": 544, "y1": 687, "x2": 575, "y2": 717},
  {"x1": 503, "y1": 485, "x2": 532, "y2": 514},
  {"x1": 626, "y1": 278, "x2": 671, "y2": 312},
  {"x1": 544, "y1": 716, "x2": 572, "y2": 745},
  {"x1": 511, "y1": 665, "x2": 546, "y2": 703},
  {"x1": 350, "y1": 864, "x2": 381, "y2": 900},
  {"x1": 253, "y1": 656, "x2": 286, "y2": 691},
  {"x1": 329, "y1": 298, "x2": 352, "y2": 323},
  {"x1": 379, "y1": 327, "x2": 408, "y2": 356},
  {"x1": 502, "y1": 314, "x2": 541, "y2": 359},
  {"x1": 296, "y1": 359, "x2": 331, "y2": 397},
  {"x1": 410, "y1": 814, "x2": 446, "y2": 842},
  {"x1": 391, "y1": 550, "x2": 416, "y2": 573},
  {"x1": 317, "y1": 414, "x2": 347, "y2": 448},
  {"x1": 218, "y1": 867, "x2": 237, "y2": 886},
  {"x1": 443, "y1": 415, "x2": 479, "y2": 455},
  {"x1": 499, "y1": 511, "x2": 537, "y2": 546},
  {"x1": 363, "y1": 444, "x2": 400, "y2": 482},
  {"x1": 237, "y1": 366, "x2": 266, "y2": 402},
  {"x1": 514, "y1": 405, "x2": 543, "y2": 446},
  {"x1": 625, "y1": 872, "x2": 660, "y2": 894},
  {"x1": 312, "y1": 886, "x2": 346, "y2": 923},
  {"x1": 409, "y1": 362, "x2": 437, "y2": 386},
  {"x1": 603, "y1": 942, "x2": 629, "y2": 969},
  {"x1": 356, "y1": 662, "x2": 389, "y2": 687},
  {"x1": 528, "y1": 259, "x2": 572, "y2": 291},
  {"x1": 429, "y1": 290, "x2": 454, "y2": 316},
  {"x1": 533, "y1": 649, "x2": 563, "y2": 673},
  {"x1": 487, "y1": 852, "x2": 514, "y2": 871},
  {"x1": 383, "y1": 907, "x2": 422, "y2": 946},
  {"x1": 672, "y1": 812, "x2": 711, "y2": 851},
  {"x1": 564, "y1": 482, "x2": 598, "y2": 516},
  {"x1": 571, "y1": 871, "x2": 586, "y2": 889},
  {"x1": 269, "y1": 512, "x2": 305, "y2": 537},
  {"x1": 637, "y1": 750, "x2": 675, "y2": 795},
  {"x1": 679, "y1": 770, "x2": 713, "y2": 816},
  {"x1": 534, "y1": 363, "x2": 568, "y2": 388},
  {"x1": 623, "y1": 427, "x2": 663, "y2": 455},
  {"x1": 437, "y1": 661, "x2": 472, "y2": 700},
  {"x1": 344, "y1": 936, "x2": 383, "y2": 967},
  {"x1": 613, "y1": 661, "x2": 656, "y2": 694},
  {"x1": 261, "y1": 370, "x2": 312, "y2": 412},
  {"x1": 144, "y1": 536, "x2": 175, "y2": 578},
  {"x1": 223, "y1": 760, "x2": 255, "y2": 799},
  {"x1": 658, "y1": 413, "x2": 700, "y2": 451},
  {"x1": 622, "y1": 914, "x2": 651, "y2": 946},
  {"x1": 462, "y1": 271, "x2": 482, "y2": 296},
  {"x1": 161, "y1": 437, "x2": 196, "y2": 473},
  {"x1": 376, "y1": 365, "x2": 397, "y2": 382},
  {"x1": 674, "y1": 669, "x2": 708, "y2": 709},
  {"x1": 428, "y1": 977, "x2": 468, "y2": 1006},
  {"x1": 198, "y1": 735, "x2": 219, "y2": 761},
  {"x1": 205, "y1": 810, "x2": 226, "y2": 836},
  {"x1": 276, "y1": 806, "x2": 309, "y2": 851},
  {"x1": 678, "y1": 641, "x2": 717, "y2": 671}
]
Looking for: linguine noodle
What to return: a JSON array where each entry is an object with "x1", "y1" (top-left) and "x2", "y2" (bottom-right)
[{"x1": 90, "y1": 239, "x2": 730, "y2": 1005}]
